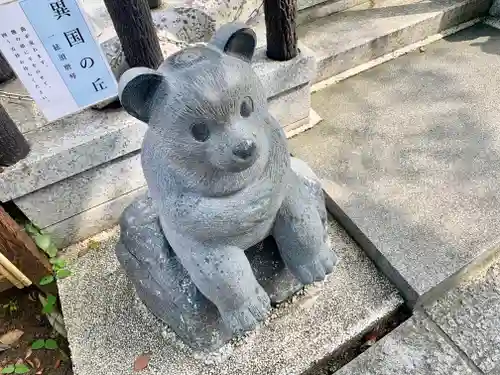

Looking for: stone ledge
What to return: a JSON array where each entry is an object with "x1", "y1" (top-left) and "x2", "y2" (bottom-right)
[
  {"x1": 14, "y1": 152, "x2": 144, "y2": 228},
  {"x1": 253, "y1": 43, "x2": 316, "y2": 99},
  {"x1": 298, "y1": 0, "x2": 490, "y2": 83},
  {"x1": 334, "y1": 313, "x2": 477, "y2": 375},
  {"x1": 0, "y1": 108, "x2": 147, "y2": 202},
  {"x1": 46, "y1": 187, "x2": 147, "y2": 247},
  {"x1": 58, "y1": 217, "x2": 402, "y2": 375},
  {"x1": 268, "y1": 83, "x2": 311, "y2": 126},
  {"x1": 298, "y1": 0, "x2": 368, "y2": 25},
  {"x1": 0, "y1": 46, "x2": 315, "y2": 203},
  {"x1": 425, "y1": 254, "x2": 500, "y2": 374},
  {"x1": 289, "y1": 23, "x2": 500, "y2": 307}
]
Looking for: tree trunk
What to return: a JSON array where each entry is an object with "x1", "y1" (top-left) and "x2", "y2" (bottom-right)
[
  {"x1": 0, "y1": 104, "x2": 30, "y2": 167},
  {"x1": 0, "y1": 52, "x2": 15, "y2": 84},
  {"x1": 148, "y1": 0, "x2": 162, "y2": 9},
  {"x1": 0, "y1": 206, "x2": 56, "y2": 295},
  {"x1": 264, "y1": 0, "x2": 298, "y2": 61},
  {"x1": 103, "y1": 0, "x2": 163, "y2": 69}
]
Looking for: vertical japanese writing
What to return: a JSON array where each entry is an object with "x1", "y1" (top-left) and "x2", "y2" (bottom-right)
[
  {"x1": 50, "y1": 0, "x2": 71, "y2": 20},
  {"x1": 92, "y1": 78, "x2": 107, "y2": 92},
  {"x1": 0, "y1": 0, "x2": 118, "y2": 119},
  {"x1": 79, "y1": 56, "x2": 94, "y2": 68},
  {"x1": 0, "y1": 25, "x2": 52, "y2": 102},
  {"x1": 63, "y1": 28, "x2": 84, "y2": 47}
]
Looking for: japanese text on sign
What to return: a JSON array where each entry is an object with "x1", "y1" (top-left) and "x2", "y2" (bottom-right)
[{"x1": 0, "y1": 0, "x2": 117, "y2": 121}]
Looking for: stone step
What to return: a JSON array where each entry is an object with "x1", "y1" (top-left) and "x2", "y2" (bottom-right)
[
  {"x1": 297, "y1": 0, "x2": 368, "y2": 25},
  {"x1": 289, "y1": 23, "x2": 500, "y2": 308},
  {"x1": 334, "y1": 312, "x2": 479, "y2": 375},
  {"x1": 57, "y1": 217, "x2": 403, "y2": 375},
  {"x1": 298, "y1": 0, "x2": 491, "y2": 83},
  {"x1": 425, "y1": 252, "x2": 500, "y2": 374},
  {"x1": 336, "y1": 252, "x2": 500, "y2": 374},
  {"x1": 80, "y1": 0, "x2": 366, "y2": 30},
  {"x1": 0, "y1": 106, "x2": 147, "y2": 203}
]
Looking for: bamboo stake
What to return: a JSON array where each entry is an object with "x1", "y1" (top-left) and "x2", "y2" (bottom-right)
[{"x1": 0, "y1": 251, "x2": 32, "y2": 287}]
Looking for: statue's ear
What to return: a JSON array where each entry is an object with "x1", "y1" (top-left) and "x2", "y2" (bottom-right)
[
  {"x1": 118, "y1": 67, "x2": 164, "y2": 123},
  {"x1": 209, "y1": 22, "x2": 257, "y2": 62}
]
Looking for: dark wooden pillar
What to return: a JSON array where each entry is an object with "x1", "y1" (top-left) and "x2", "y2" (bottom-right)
[
  {"x1": 0, "y1": 207, "x2": 56, "y2": 295},
  {"x1": 0, "y1": 104, "x2": 30, "y2": 167},
  {"x1": 103, "y1": 0, "x2": 163, "y2": 69},
  {"x1": 264, "y1": 0, "x2": 298, "y2": 61},
  {"x1": 0, "y1": 52, "x2": 15, "y2": 84},
  {"x1": 148, "y1": 0, "x2": 162, "y2": 9}
]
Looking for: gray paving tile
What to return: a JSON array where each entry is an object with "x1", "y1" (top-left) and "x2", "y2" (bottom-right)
[
  {"x1": 290, "y1": 24, "x2": 500, "y2": 302},
  {"x1": 426, "y1": 256, "x2": 500, "y2": 373},
  {"x1": 335, "y1": 314, "x2": 477, "y2": 375}
]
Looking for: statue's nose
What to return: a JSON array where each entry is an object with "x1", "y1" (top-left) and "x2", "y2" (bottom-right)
[{"x1": 232, "y1": 140, "x2": 256, "y2": 160}]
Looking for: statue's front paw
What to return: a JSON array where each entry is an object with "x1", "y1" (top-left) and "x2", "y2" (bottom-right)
[
  {"x1": 220, "y1": 290, "x2": 271, "y2": 334},
  {"x1": 294, "y1": 251, "x2": 337, "y2": 285}
]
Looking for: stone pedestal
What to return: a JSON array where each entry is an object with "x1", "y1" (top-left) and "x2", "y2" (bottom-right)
[
  {"x1": 116, "y1": 193, "x2": 303, "y2": 350},
  {"x1": 58, "y1": 217, "x2": 402, "y2": 375}
]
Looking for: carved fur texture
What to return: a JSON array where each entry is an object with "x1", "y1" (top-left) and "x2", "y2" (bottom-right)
[{"x1": 116, "y1": 22, "x2": 338, "y2": 348}]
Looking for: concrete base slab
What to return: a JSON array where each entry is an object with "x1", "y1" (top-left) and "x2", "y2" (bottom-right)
[
  {"x1": 334, "y1": 313, "x2": 477, "y2": 375},
  {"x1": 0, "y1": 78, "x2": 47, "y2": 134},
  {"x1": 289, "y1": 24, "x2": 500, "y2": 305},
  {"x1": 268, "y1": 84, "x2": 311, "y2": 126},
  {"x1": 298, "y1": 0, "x2": 490, "y2": 83},
  {"x1": 285, "y1": 109, "x2": 323, "y2": 138},
  {"x1": 425, "y1": 254, "x2": 500, "y2": 374},
  {"x1": 46, "y1": 187, "x2": 146, "y2": 247},
  {"x1": 58, "y1": 218, "x2": 402, "y2": 375},
  {"x1": 0, "y1": 107, "x2": 147, "y2": 203},
  {"x1": 297, "y1": 0, "x2": 368, "y2": 25},
  {"x1": 14, "y1": 153, "x2": 145, "y2": 228}
]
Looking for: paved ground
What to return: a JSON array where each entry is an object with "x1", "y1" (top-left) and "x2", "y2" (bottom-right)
[
  {"x1": 291, "y1": 22, "x2": 500, "y2": 374},
  {"x1": 334, "y1": 252, "x2": 500, "y2": 375},
  {"x1": 290, "y1": 22, "x2": 500, "y2": 304}
]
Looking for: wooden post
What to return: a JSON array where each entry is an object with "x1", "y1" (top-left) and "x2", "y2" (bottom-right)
[
  {"x1": 264, "y1": 0, "x2": 298, "y2": 61},
  {"x1": 0, "y1": 104, "x2": 30, "y2": 167},
  {"x1": 103, "y1": 0, "x2": 163, "y2": 69},
  {"x1": 0, "y1": 52, "x2": 15, "y2": 84},
  {"x1": 148, "y1": 0, "x2": 162, "y2": 9},
  {"x1": 0, "y1": 207, "x2": 56, "y2": 295}
]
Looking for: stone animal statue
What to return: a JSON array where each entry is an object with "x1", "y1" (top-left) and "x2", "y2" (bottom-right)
[{"x1": 116, "y1": 22, "x2": 337, "y2": 349}]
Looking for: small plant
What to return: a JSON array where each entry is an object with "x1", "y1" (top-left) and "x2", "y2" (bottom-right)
[
  {"x1": 87, "y1": 239, "x2": 100, "y2": 250},
  {"x1": 25, "y1": 223, "x2": 57, "y2": 258},
  {"x1": 24, "y1": 223, "x2": 72, "y2": 287},
  {"x1": 1, "y1": 299, "x2": 19, "y2": 316},
  {"x1": 31, "y1": 338, "x2": 58, "y2": 350},
  {"x1": 25, "y1": 222, "x2": 69, "y2": 338},
  {"x1": 41, "y1": 294, "x2": 57, "y2": 315},
  {"x1": 1, "y1": 363, "x2": 30, "y2": 374}
]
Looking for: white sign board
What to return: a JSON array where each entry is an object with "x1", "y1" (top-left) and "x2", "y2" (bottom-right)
[{"x1": 0, "y1": 0, "x2": 118, "y2": 121}]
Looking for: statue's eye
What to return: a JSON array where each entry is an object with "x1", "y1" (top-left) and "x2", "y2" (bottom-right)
[
  {"x1": 191, "y1": 123, "x2": 210, "y2": 142},
  {"x1": 240, "y1": 96, "x2": 254, "y2": 118}
]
